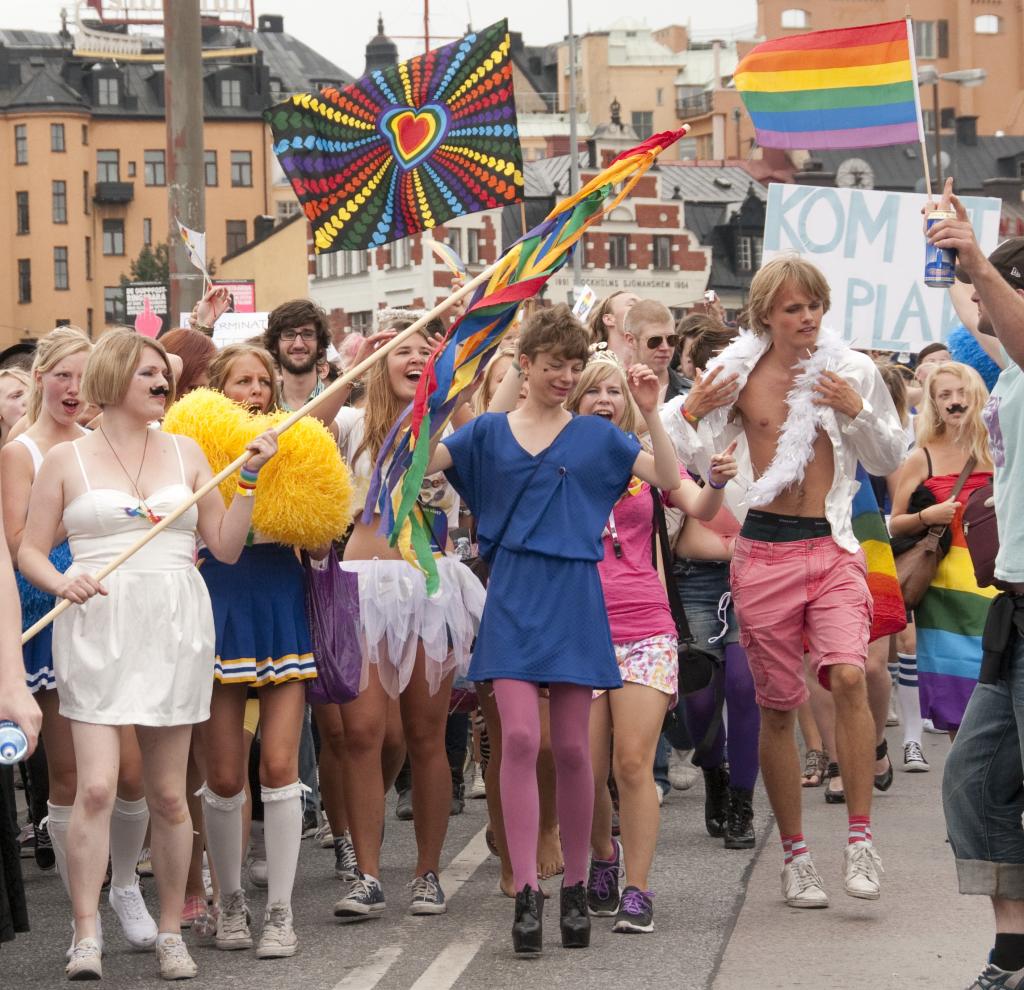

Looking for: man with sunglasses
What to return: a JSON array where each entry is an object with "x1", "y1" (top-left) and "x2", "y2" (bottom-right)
[{"x1": 623, "y1": 300, "x2": 689, "y2": 405}]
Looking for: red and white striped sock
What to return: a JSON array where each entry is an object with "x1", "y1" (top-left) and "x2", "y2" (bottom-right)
[
  {"x1": 781, "y1": 832, "x2": 809, "y2": 865},
  {"x1": 848, "y1": 815, "x2": 872, "y2": 845}
]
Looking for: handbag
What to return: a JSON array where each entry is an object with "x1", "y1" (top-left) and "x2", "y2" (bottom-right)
[
  {"x1": 301, "y1": 546, "x2": 363, "y2": 704},
  {"x1": 963, "y1": 480, "x2": 998, "y2": 588},
  {"x1": 895, "y1": 456, "x2": 976, "y2": 610}
]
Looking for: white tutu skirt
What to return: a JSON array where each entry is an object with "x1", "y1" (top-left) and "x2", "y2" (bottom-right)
[{"x1": 339, "y1": 557, "x2": 486, "y2": 699}]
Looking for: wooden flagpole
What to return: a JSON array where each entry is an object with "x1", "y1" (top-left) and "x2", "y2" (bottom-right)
[{"x1": 21, "y1": 260, "x2": 499, "y2": 645}]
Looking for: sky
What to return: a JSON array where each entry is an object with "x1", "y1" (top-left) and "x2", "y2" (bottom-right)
[{"x1": 9, "y1": 1, "x2": 760, "y2": 76}]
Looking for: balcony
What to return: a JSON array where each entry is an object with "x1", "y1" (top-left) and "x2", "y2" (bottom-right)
[
  {"x1": 676, "y1": 91, "x2": 714, "y2": 119},
  {"x1": 93, "y1": 181, "x2": 134, "y2": 205}
]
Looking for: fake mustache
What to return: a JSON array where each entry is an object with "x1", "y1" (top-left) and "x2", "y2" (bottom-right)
[
  {"x1": 150, "y1": 385, "x2": 170, "y2": 397},
  {"x1": 945, "y1": 403, "x2": 968, "y2": 415}
]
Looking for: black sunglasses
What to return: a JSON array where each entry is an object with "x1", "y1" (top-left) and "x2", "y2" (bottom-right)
[{"x1": 645, "y1": 334, "x2": 679, "y2": 349}]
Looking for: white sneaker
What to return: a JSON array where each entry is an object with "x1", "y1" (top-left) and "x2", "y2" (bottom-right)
[
  {"x1": 668, "y1": 749, "x2": 699, "y2": 791},
  {"x1": 886, "y1": 696, "x2": 900, "y2": 726},
  {"x1": 109, "y1": 880, "x2": 158, "y2": 949},
  {"x1": 466, "y1": 761, "x2": 487, "y2": 799},
  {"x1": 156, "y1": 934, "x2": 198, "y2": 980},
  {"x1": 844, "y1": 841, "x2": 883, "y2": 900},
  {"x1": 256, "y1": 902, "x2": 298, "y2": 959},
  {"x1": 903, "y1": 740, "x2": 930, "y2": 772},
  {"x1": 923, "y1": 719, "x2": 946, "y2": 735},
  {"x1": 314, "y1": 820, "x2": 334, "y2": 848},
  {"x1": 655, "y1": 781, "x2": 666, "y2": 807},
  {"x1": 215, "y1": 889, "x2": 253, "y2": 950},
  {"x1": 66, "y1": 937, "x2": 102, "y2": 980},
  {"x1": 782, "y1": 856, "x2": 829, "y2": 908},
  {"x1": 246, "y1": 824, "x2": 267, "y2": 888},
  {"x1": 66, "y1": 914, "x2": 104, "y2": 962}
]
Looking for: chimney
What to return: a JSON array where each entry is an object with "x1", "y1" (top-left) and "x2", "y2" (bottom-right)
[
  {"x1": 258, "y1": 14, "x2": 284, "y2": 33},
  {"x1": 955, "y1": 115, "x2": 978, "y2": 147},
  {"x1": 254, "y1": 215, "x2": 275, "y2": 242}
]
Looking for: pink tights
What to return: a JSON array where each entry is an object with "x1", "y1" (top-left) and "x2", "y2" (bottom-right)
[{"x1": 492, "y1": 679, "x2": 594, "y2": 891}]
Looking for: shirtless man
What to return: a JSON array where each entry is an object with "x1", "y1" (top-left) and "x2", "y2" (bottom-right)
[{"x1": 661, "y1": 257, "x2": 906, "y2": 908}]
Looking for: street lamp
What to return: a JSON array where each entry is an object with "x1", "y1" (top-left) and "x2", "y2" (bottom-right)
[{"x1": 916, "y1": 66, "x2": 987, "y2": 190}]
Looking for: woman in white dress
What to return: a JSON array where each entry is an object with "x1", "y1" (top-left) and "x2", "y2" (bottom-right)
[{"x1": 19, "y1": 329, "x2": 278, "y2": 982}]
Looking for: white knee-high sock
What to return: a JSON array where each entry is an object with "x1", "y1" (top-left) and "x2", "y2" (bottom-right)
[
  {"x1": 897, "y1": 653, "x2": 924, "y2": 746},
  {"x1": 109, "y1": 796, "x2": 149, "y2": 889},
  {"x1": 47, "y1": 801, "x2": 73, "y2": 898},
  {"x1": 261, "y1": 782, "x2": 305, "y2": 910},
  {"x1": 200, "y1": 784, "x2": 245, "y2": 898}
]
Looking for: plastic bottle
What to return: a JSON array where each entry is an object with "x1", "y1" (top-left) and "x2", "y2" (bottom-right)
[{"x1": 0, "y1": 720, "x2": 28, "y2": 765}]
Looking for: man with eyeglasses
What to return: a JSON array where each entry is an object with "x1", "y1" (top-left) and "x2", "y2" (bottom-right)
[
  {"x1": 623, "y1": 300, "x2": 688, "y2": 406},
  {"x1": 263, "y1": 300, "x2": 334, "y2": 413}
]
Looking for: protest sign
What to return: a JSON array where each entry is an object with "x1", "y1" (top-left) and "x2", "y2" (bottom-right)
[
  {"x1": 125, "y1": 282, "x2": 171, "y2": 336},
  {"x1": 212, "y1": 279, "x2": 256, "y2": 313},
  {"x1": 762, "y1": 183, "x2": 1001, "y2": 351},
  {"x1": 179, "y1": 311, "x2": 269, "y2": 348}
]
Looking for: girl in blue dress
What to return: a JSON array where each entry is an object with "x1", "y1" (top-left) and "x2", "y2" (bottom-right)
[{"x1": 431, "y1": 305, "x2": 681, "y2": 954}]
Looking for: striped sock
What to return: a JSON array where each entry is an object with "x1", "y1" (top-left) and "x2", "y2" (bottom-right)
[
  {"x1": 848, "y1": 815, "x2": 872, "y2": 845},
  {"x1": 781, "y1": 832, "x2": 808, "y2": 865}
]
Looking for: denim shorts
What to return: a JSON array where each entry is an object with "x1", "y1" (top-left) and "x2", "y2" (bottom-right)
[{"x1": 672, "y1": 558, "x2": 737, "y2": 660}]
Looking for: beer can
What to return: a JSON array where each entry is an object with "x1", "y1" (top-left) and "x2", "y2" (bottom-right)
[{"x1": 925, "y1": 210, "x2": 957, "y2": 288}]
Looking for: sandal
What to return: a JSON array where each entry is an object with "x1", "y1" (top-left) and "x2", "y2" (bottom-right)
[
  {"x1": 801, "y1": 749, "x2": 829, "y2": 788},
  {"x1": 874, "y1": 739, "x2": 894, "y2": 792},
  {"x1": 824, "y1": 762, "x2": 846, "y2": 804}
]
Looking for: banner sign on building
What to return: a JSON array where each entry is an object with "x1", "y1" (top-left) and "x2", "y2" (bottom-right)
[
  {"x1": 213, "y1": 280, "x2": 256, "y2": 313},
  {"x1": 180, "y1": 311, "x2": 269, "y2": 349},
  {"x1": 763, "y1": 183, "x2": 1001, "y2": 352}
]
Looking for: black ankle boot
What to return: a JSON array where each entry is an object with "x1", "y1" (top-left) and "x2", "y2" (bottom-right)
[
  {"x1": 703, "y1": 766, "x2": 730, "y2": 838},
  {"x1": 512, "y1": 884, "x2": 544, "y2": 954},
  {"x1": 723, "y1": 787, "x2": 755, "y2": 849},
  {"x1": 559, "y1": 881, "x2": 591, "y2": 948}
]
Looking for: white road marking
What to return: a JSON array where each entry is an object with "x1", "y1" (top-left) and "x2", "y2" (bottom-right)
[
  {"x1": 408, "y1": 938, "x2": 485, "y2": 990},
  {"x1": 331, "y1": 945, "x2": 403, "y2": 990},
  {"x1": 437, "y1": 825, "x2": 490, "y2": 902}
]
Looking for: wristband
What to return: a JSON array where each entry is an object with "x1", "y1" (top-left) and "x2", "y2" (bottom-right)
[
  {"x1": 682, "y1": 406, "x2": 701, "y2": 429},
  {"x1": 708, "y1": 476, "x2": 727, "y2": 490},
  {"x1": 236, "y1": 466, "x2": 259, "y2": 498}
]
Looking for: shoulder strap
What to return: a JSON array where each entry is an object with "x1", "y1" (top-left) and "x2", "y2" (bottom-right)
[
  {"x1": 924, "y1": 454, "x2": 978, "y2": 541},
  {"x1": 169, "y1": 433, "x2": 188, "y2": 485},
  {"x1": 651, "y1": 489, "x2": 693, "y2": 642},
  {"x1": 71, "y1": 439, "x2": 92, "y2": 491},
  {"x1": 923, "y1": 446, "x2": 933, "y2": 478},
  {"x1": 12, "y1": 434, "x2": 43, "y2": 474}
]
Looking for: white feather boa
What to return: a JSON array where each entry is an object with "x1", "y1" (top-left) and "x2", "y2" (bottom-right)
[{"x1": 704, "y1": 327, "x2": 849, "y2": 507}]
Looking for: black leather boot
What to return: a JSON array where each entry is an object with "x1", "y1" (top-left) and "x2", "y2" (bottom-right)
[
  {"x1": 512, "y1": 884, "x2": 544, "y2": 954},
  {"x1": 703, "y1": 766, "x2": 730, "y2": 838},
  {"x1": 559, "y1": 881, "x2": 591, "y2": 948},
  {"x1": 723, "y1": 787, "x2": 755, "y2": 849}
]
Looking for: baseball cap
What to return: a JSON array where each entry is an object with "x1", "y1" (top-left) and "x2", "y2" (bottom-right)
[{"x1": 956, "y1": 236, "x2": 1024, "y2": 286}]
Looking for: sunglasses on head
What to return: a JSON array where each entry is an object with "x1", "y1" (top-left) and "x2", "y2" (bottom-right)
[{"x1": 645, "y1": 334, "x2": 679, "y2": 349}]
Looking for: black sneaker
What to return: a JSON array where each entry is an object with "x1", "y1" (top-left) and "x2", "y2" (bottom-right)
[
  {"x1": 34, "y1": 818, "x2": 55, "y2": 871},
  {"x1": 612, "y1": 886, "x2": 654, "y2": 934},
  {"x1": 333, "y1": 870, "x2": 386, "y2": 922},
  {"x1": 395, "y1": 788, "x2": 413, "y2": 821},
  {"x1": 724, "y1": 787, "x2": 755, "y2": 850},
  {"x1": 18, "y1": 822, "x2": 35, "y2": 859},
  {"x1": 703, "y1": 766, "x2": 730, "y2": 838},
  {"x1": 334, "y1": 831, "x2": 358, "y2": 882},
  {"x1": 408, "y1": 871, "x2": 447, "y2": 915},
  {"x1": 964, "y1": 963, "x2": 1024, "y2": 988},
  {"x1": 302, "y1": 808, "x2": 320, "y2": 838},
  {"x1": 450, "y1": 771, "x2": 465, "y2": 817},
  {"x1": 586, "y1": 838, "x2": 622, "y2": 916}
]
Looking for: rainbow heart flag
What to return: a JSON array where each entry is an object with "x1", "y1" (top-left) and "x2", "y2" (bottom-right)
[
  {"x1": 265, "y1": 19, "x2": 524, "y2": 253},
  {"x1": 734, "y1": 19, "x2": 924, "y2": 150}
]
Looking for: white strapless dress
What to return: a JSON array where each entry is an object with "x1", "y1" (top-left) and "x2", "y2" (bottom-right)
[{"x1": 53, "y1": 484, "x2": 215, "y2": 727}]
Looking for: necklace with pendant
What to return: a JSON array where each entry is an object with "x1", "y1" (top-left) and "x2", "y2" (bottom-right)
[{"x1": 99, "y1": 426, "x2": 163, "y2": 525}]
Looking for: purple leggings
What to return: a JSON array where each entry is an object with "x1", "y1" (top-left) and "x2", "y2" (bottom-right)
[
  {"x1": 684, "y1": 643, "x2": 761, "y2": 791},
  {"x1": 492, "y1": 679, "x2": 593, "y2": 891}
]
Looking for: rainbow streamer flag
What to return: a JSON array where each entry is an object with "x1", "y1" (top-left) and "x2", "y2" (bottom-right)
[
  {"x1": 364, "y1": 128, "x2": 690, "y2": 592},
  {"x1": 852, "y1": 465, "x2": 906, "y2": 641},
  {"x1": 734, "y1": 19, "x2": 924, "y2": 150}
]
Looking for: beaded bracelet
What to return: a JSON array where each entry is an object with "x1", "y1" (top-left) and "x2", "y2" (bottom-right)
[{"x1": 236, "y1": 466, "x2": 259, "y2": 498}]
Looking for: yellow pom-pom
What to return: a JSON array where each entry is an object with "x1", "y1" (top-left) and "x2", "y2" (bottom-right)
[{"x1": 163, "y1": 389, "x2": 355, "y2": 549}]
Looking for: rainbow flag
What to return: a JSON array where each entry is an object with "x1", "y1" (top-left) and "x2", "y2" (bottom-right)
[
  {"x1": 734, "y1": 19, "x2": 924, "y2": 150},
  {"x1": 852, "y1": 465, "x2": 906, "y2": 641}
]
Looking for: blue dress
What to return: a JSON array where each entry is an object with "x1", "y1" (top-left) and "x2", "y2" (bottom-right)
[{"x1": 443, "y1": 413, "x2": 641, "y2": 688}]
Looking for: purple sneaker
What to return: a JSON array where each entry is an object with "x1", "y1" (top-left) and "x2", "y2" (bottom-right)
[
  {"x1": 613, "y1": 886, "x2": 654, "y2": 934},
  {"x1": 587, "y1": 838, "x2": 622, "y2": 916}
]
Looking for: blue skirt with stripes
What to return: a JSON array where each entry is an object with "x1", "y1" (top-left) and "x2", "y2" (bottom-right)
[
  {"x1": 18, "y1": 541, "x2": 73, "y2": 694},
  {"x1": 198, "y1": 542, "x2": 315, "y2": 687}
]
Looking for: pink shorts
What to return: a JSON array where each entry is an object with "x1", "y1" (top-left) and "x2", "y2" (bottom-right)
[{"x1": 730, "y1": 535, "x2": 872, "y2": 712}]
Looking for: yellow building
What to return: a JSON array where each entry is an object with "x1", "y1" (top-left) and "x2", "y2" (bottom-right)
[{"x1": 0, "y1": 15, "x2": 349, "y2": 349}]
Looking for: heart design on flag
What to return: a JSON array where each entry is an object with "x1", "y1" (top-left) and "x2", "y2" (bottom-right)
[{"x1": 379, "y1": 104, "x2": 449, "y2": 170}]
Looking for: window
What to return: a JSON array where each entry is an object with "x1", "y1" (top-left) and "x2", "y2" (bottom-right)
[
  {"x1": 204, "y1": 150, "x2": 218, "y2": 187},
  {"x1": 921, "y1": 107, "x2": 955, "y2": 132},
  {"x1": 653, "y1": 235, "x2": 672, "y2": 271},
  {"x1": 609, "y1": 234, "x2": 629, "y2": 269},
  {"x1": 976, "y1": 14, "x2": 1001, "y2": 34},
  {"x1": 445, "y1": 228, "x2": 462, "y2": 257},
  {"x1": 15, "y1": 124, "x2": 27, "y2": 164},
  {"x1": 51, "y1": 123, "x2": 65, "y2": 152},
  {"x1": 656, "y1": 88, "x2": 663, "y2": 107},
  {"x1": 144, "y1": 150, "x2": 166, "y2": 186},
  {"x1": 220, "y1": 78, "x2": 242, "y2": 108},
  {"x1": 230, "y1": 151, "x2": 252, "y2": 187},
  {"x1": 83, "y1": 171, "x2": 90, "y2": 214},
  {"x1": 81, "y1": 123, "x2": 88, "y2": 145},
  {"x1": 126, "y1": 161, "x2": 136, "y2": 178},
  {"x1": 914, "y1": 20, "x2": 949, "y2": 59},
  {"x1": 226, "y1": 220, "x2": 247, "y2": 254},
  {"x1": 143, "y1": 218, "x2": 152, "y2": 246},
  {"x1": 467, "y1": 228, "x2": 481, "y2": 265},
  {"x1": 97, "y1": 75, "x2": 120, "y2": 106},
  {"x1": 54, "y1": 247, "x2": 69, "y2": 291},
  {"x1": 350, "y1": 311, "x2": 373, "y2": 334},
  {"x1": 18, "y1": 260, "x2": 31, "y2": 304},
  {"x1": 16, "y1": 192, "x2": 29, "y2": 235},
  {"x1": 85, "y1": 236, "x2": 92, "y2": 280},
  {"x1": 393, "y1": 238, "x2": 410, "y2": 268},
  {"x1": 631, "y1": 111, "x2": 653, "y2": 140},
  {"x1": 52, "y1": 181, "x2": 67, "y2": 223},
  {"x1": 736, "y1": 235, "x2": 763, "y2": 272},
  {"x1": 780, "y1": 9, "x2": 809, "y2": 29},
  {"x1": 102, "y1": 219, "x2": 125, "y2": 256},
  {"x1": 277, "y1": 199, "x2": 301, "y2": 220},
  {"x1": 97, "y1": 150, "x2": 119, "y2": 183},
  {"x1": 104, "y1": 287, "x2": 125, "y2": 324}
]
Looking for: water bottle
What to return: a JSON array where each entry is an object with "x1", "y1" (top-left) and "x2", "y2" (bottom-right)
[
  {"x1": 0, "y1": 720, "x2": 28, "y2": 765},
  {"x1": 454, "y1": 536, "x2": 472, "y2": 562}
]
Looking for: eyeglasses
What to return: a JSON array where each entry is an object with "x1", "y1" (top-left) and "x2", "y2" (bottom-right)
[
  {"x1": 280, "y1": 329, "x2": 318, "y2": 342},
  {"x1": 645, "y1": 334, "x2": 679, "y2": 349}
]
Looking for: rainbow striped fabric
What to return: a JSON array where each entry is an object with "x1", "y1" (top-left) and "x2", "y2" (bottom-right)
[
  {"x1": 734, "y1": 19, "x2": 924, "y2": 150},
  {"x1": 852, "y1": 465, "x2": 906, "y2": 641}
]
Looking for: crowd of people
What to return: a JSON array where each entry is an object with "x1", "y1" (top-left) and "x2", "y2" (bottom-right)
[{"x1": 0, "y1": 192, "x2": 1022, "y2": 988}]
